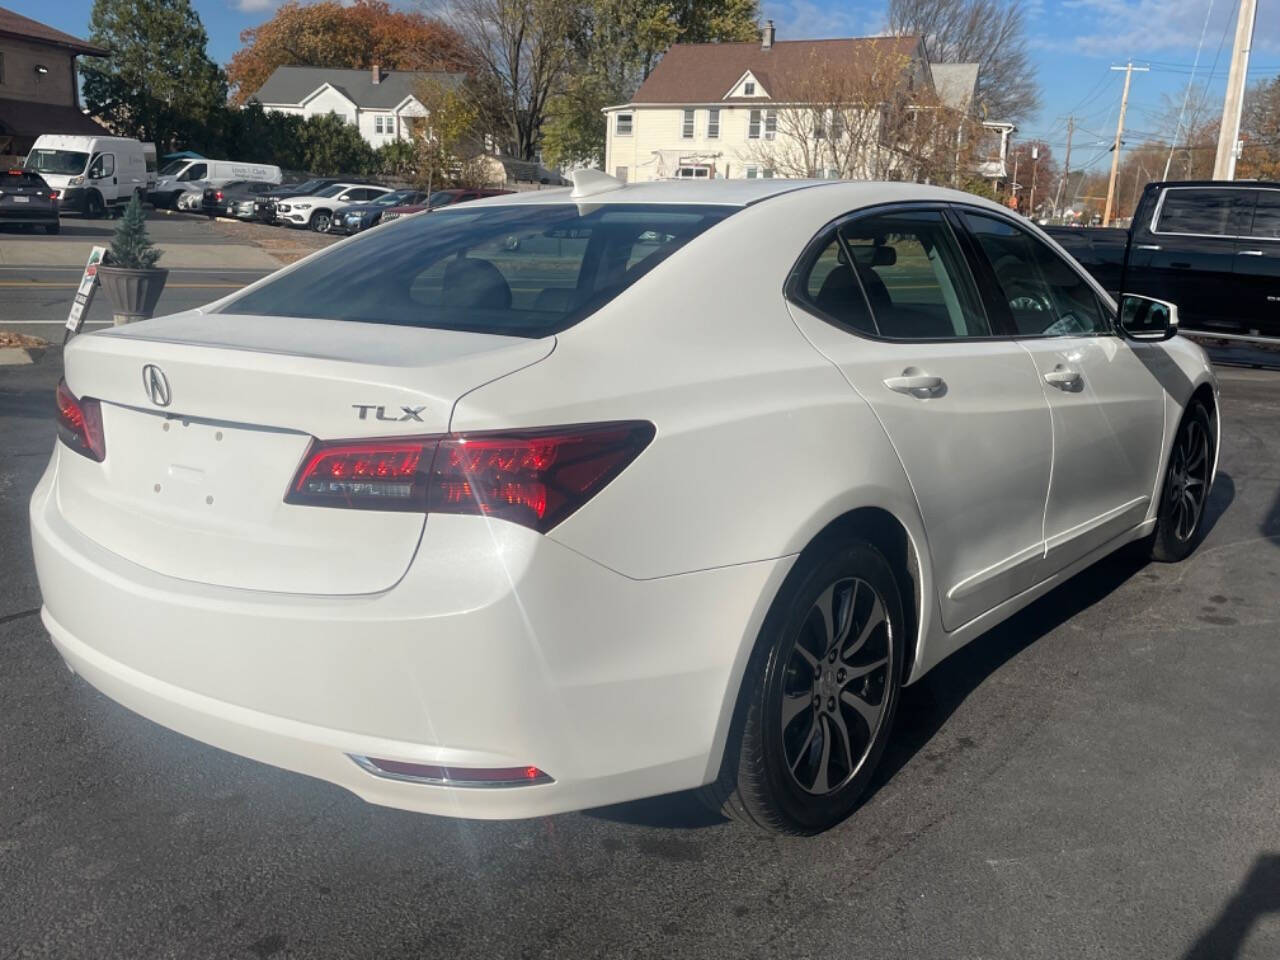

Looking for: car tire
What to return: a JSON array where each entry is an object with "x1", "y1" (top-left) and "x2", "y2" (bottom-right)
[
  {"x1": 309, "y1": 211, "x2": 331, "y2": 233},
  {"x1": 700, "y1": 538, "x2": 905, "y2": 835},
  {"x1": 84, "y1": 191, "x2": 104, "y2": 219},
  {"x1": 1151, "y1": 400, "x2": 1215, "y2": 563}
]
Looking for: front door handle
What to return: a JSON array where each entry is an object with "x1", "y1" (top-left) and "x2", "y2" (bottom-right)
[
  {"x1": 1044, "y1": 367, "x2": 1082, "y2": 389},
  {"x1": 1238, "y1": 249, "x2": 1264, "y2": 256},
  {"x1": 883, "y1": 373, "x2": 944, "y2": 396}
]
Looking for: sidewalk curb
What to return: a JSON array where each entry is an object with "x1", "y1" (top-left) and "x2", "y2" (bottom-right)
[{"x1": 0, "y1": 347, "x2": 35, "y2": 365}]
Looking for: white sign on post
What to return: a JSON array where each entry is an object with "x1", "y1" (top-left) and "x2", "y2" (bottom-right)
[{"x1": 64, "y1": 246, "x2": 107, "y2": 342}]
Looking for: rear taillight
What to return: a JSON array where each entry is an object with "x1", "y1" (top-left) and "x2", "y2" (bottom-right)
[
  {"x1": 285, "y1": 421, "x2": 654, "y2": 532},
  {"x1": 55, "y1": 379, "x2": 106, "y2": 461},
  {"x1": 214, "y1": 191, "x2": 223, "y2": 201},
  {"x1": 48, "y1": 190, "x2": 59, "y2": 200}
]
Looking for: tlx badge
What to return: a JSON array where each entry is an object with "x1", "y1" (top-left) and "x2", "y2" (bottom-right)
[{"x1": 352, "y1": 404, "x2": 426, "y2": 422}]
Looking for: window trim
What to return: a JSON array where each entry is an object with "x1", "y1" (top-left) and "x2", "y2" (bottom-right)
[
  {"x1": 1150, "y1": 185, "x2": 1270, "y2": 241},
  {"x1": 785, "y1": 202, "x2": 997, "y2": 344},
  {"x1": 681, "y1": 108, "x2": 695, "y2": 139},
  {"x1": 615, "y1": 112, "x2": 633, "y2": 136},
  {"x1": 707, "y1": 107, "x2": 720, "y2": 140},
  {"x1": 948, "y1": 202, "x2": 1119, "y2": 341},
  {"x1": 748, "y1": 110, "x2": 761, "y2": 139}
]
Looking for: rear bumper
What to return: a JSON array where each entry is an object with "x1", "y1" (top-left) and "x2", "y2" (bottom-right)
[
  {"x1": 30, "y1": 451, "x2": 786, "y2": 819},
  {"x1": 0, "y1": 205, "x2": 58, "y2": 225}
]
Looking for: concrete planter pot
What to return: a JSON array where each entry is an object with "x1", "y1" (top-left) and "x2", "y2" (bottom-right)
[{"x1": 98, "y1": 266, "x2": 169, "y2": 325}]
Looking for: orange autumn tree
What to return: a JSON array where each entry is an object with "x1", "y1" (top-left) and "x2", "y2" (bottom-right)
[{"x1": 227, "y1": 0, "x2": 472, "y2": 106}]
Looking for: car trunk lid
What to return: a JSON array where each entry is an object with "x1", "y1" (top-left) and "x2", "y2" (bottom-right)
[{"x1": 57, "y1": 311, "x2": 554, "y2": 594}]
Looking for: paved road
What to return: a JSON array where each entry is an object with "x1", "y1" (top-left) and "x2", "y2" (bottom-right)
[{"x1": 1, "y1": 346, "x2": 1279, "y2": 959}]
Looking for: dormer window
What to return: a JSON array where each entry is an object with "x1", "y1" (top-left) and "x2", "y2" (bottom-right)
[{"x1": 744, "y1": 81, "x2": 755, "y2": 95}]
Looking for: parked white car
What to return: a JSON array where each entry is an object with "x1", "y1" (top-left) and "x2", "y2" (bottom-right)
[
  {"x1": 33, "y1": 176, "x2": 1219, "y2": 834},
  {"x1": 275, "y1": 182, "x2": 391, "y2": 232},
  {"x1": 24, "y1": 134, "x2": 151, "y2": 217}
]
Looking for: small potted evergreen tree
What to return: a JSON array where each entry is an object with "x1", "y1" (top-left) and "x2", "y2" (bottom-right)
[{"x1": 98, "y1": 193, "x2": 168, "y2": 324}]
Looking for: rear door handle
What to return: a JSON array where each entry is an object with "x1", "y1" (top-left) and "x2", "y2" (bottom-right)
[
  {"x1": 883, "y1": 373, "x2": 944, "y2": 395},
  {"x1": 1044, "y1": 367, "x2": 1082, "y2": 389},
  {"x1": 1238, "y1": 249, "x2": 1264, "y2": 256},
  {"x1": 1134, "y1": 243, "x2": 1162, "y2": 251}
]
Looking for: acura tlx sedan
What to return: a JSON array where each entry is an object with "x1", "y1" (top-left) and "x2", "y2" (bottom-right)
[{"x1": 32, "y1": 174, "x2": 1219, "y2": 835}]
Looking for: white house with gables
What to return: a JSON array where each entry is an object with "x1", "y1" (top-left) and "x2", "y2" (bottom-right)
[
  {"x1": 251, "y1": 65, "x2": 463, "y2": 148},
  {"x1": 603, "y1": 24, "x2": 1013, "y2": 185}
]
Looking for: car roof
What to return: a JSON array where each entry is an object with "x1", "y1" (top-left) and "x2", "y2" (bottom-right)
[{"x1": 455, "y1": 178, "x2": 1014, "y2": 212}]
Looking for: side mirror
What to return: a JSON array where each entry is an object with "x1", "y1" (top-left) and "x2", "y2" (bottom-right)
[{"x1": 1118, "y1": 293, "x2": 1179, "y2": 341}]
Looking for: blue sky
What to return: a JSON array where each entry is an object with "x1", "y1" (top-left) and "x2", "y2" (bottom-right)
[{"x1": 11, "y1": 0, "x2": 1280, "y2": 177}]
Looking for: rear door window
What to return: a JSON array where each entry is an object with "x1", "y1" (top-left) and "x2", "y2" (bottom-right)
[
  {"x1": 1, "y1": 170, "x2": 49, "y2": 191},
  {"x1": 218, "y1": 203, "x2": 736, "y2": 337},
  {"x1": 1249, "y1": 190, "x2": 1280, "y2": 240},
  {"x1": 1155, "y1": 188, "x2": 1254, "y2": 236}
]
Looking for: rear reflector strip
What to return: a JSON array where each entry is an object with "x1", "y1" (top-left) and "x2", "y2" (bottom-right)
[{"x1": 350, "y1": 755, "x2": 553, "y2": 788}]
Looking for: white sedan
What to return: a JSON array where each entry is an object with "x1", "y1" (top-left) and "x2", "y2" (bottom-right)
[
  {"x1": 274, "y1": 182, "x2": 390, "y2": 232},
  {"x1": 32, "y1": 175, "x2": 1218, "y2": 834}
]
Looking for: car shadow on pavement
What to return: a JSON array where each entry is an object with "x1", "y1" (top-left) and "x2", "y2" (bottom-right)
[
  {"x1": 1182, "y1": 854, "x2": 1280, "y2": 959},
  {"x1": 587, "y1": 475, "x2": 1237, "y2": 832}
]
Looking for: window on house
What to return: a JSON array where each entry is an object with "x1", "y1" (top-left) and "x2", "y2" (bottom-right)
[
  {"x1": 681, "y1": 108, "x2": 695, "y2": 139},
  {"x1": 748, "y1": 110, "x2": 761, "y2": 139},
  {"x1": 616, "y1": 113, "x2": 633, "y2": 136},
  {"x1": 707, "y1": 108, "x2": 720, "y2": 139},
  {"x1": 762, "y1": 168, "x2": 774, "y2": 179},
  {"x1": 813, "y1": 110, "x2": 825, "y2": 140},
  {"x1": 764, "y1": 109, "x2": 777, "y2": 140},
  {"x1": 744, "y1": 81, "x2": 755, "y2": 95},
  {"x1": 615, "y1": 166, "x2": 628, "y2": 182},
  {"x1": 375, "y1": 116, "x2": 383, "y2": 133},
  {"x1": 746, "y1": 165, "x2": 759, "y2": 179},
  {"x1": 831, "y1": 110, "x2": 845, "y2": 141}
]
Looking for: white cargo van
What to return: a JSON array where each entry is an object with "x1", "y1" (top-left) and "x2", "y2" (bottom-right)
[
  {"x1": 24, "y1": 134, "x2": 151, "y2": 218},
  {"x1": 150, "y1": 158, "x2": 282, "y2": 208}
]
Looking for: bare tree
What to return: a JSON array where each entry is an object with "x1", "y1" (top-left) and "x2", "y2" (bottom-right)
[
  {"x1": 889, "y1": 0, "x2": 1039, "y2": 123},
  {"x1": 429, "y1": 0, "x2": 581, "y2": 161},
  {"x1": 746, "y1": 50, "x2": 983, "y2": 184}
]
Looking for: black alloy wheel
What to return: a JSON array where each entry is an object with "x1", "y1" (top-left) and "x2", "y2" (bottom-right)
[{"x1": 1152, "y1": 401, "x2": 1214, "y2": 562}]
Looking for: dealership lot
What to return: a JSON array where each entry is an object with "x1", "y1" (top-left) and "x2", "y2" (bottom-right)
[{"x1": 3, "y1": 232, "x2": 1280, "y2": 957}]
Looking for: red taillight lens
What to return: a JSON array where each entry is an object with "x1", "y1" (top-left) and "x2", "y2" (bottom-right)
[
  {"x1": 285, "y1": 421, "x2": 654, "y2": 532},
  {"x1": 48, "y1": 190, "x2": 59, "y2": 200},
  {"x1": 55, "y1": 379, "x2": 106, "y2": 461},
  {"x1": 214, "y1": 191, "x2": 223, "y2": 201}
]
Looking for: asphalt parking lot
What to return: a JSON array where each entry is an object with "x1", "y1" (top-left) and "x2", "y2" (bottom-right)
[{"x1": 2, "y1": 232, "x2": 1280, "y2": 958}]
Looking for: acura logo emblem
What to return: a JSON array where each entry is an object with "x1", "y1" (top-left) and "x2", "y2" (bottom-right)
[{"x1": 142, "y1": 364, "x2": 171, "y2": 407}]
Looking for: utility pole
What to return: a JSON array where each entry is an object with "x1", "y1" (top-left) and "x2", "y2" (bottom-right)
[
  {"x1": 1103, "y1": 61, "x2": 1147, "y2": 227},
  {"x1": 1053, "y1": 115, "x2": 1074, "y2": 220},
  {"x1": 1213, "y1": 0, "x2": 1258, "y2": 180}
]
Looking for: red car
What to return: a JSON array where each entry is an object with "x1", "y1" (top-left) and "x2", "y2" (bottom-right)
[{"x1": 378, "y1": 187, "x2": 512, "y2": 224}]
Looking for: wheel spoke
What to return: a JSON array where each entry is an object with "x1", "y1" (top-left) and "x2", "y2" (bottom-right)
[
  {"x1": 789, "y1": 718, "x2": 818, "y2": 775},
  {"x1": 811, "y1": 716, "x2": 833, "y2": 793},
  {"x1": 840, "y1": 688, "x2": 881, "y2": 732},
  {"x1": 827, "y1": 703, "x2": 858, "y2": 776},
  {"x1": 841, "y1": 656, "x2": 888, "y2": 684},
  {"x1": 792, "y1": 643, "x2": 819, "y2": 670},
  {"x1": 843, "y1": 594, "x2": 885, "y2": 660},
  {"x1": 781, "y1": 691, "x2": 810, "y2": 730}
]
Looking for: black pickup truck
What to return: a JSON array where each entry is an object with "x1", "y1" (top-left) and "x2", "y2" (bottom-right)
[{"x1": 1045, "y1": 180, "x2": 1280, "y2": 342}]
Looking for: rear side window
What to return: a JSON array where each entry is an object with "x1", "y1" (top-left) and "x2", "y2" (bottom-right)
[
  {"x1": 1156, "y1": 188, "x2": 1253, "y2": 236},
  {"x1": 1250, "y1": 190, "x2": 1280, "y2": 239},
  {"x1": 796, "y1": 235, "x2": 876, "y2": 335},
  {"x1": 960, "y1": 211, "x2": 1108, "y2": 336},
  {"x1": 218, "y1": 204, "x2": 736, "y2": 337}
]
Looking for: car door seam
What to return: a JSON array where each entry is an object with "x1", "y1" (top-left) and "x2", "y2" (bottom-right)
[{"x1": 1015, "y1": 337, "x2": 1054, "y2": 560}]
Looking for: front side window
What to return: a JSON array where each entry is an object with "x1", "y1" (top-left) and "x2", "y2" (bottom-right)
[
  {"x1": 837, "y1": 210, "x2": 989, "y2": 339},
  {"x1": 217, "y1": 204, "x2": 736, "y2": 337},
  {"x1": 1249, "y1": 190, "x2": 1280, "y2": 239},
  {"x1": 960, "y1": 210, "x2": 1108, "y2": 337},
  {"x1": 179, "y1": 162, "x2": 206, "y2": 181},
  {"x1": 681, "y1": 108, "x2": 695, "y2": 139},
  {"x1": 748, "y1": 110, "x2": 761, "y2": 139},
  {"x1": 707, "y1": 108, "x2": 720, "y2": 139},
  {"x1": 1156, "y1": 188, "x2": 1253, "y2": 237},
  {"x1": 615, "y1": 112, "x2": 633, "y2": 136}
]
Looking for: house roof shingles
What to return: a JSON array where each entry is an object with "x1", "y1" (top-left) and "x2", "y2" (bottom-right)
[
  {"x1": 629, "y1": 36, "x2": 923, "y2": 105},
  {"x1": 0, "y1": 6, "x2": 107, "y2": 56},
  {"x1": 252, "y1": 65, "x2": 464, "y2": 110}
]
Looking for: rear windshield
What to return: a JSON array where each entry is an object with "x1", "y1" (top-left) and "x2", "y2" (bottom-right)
[
  {"x1": 2, "y1": 170, "x2": 49, "y2": 189},
  {"x1": 25, "y1": 149, "x2": 88, "y2": 176},
  {"x1": 218, "y1": 203, "x2": 737, "y2": 337}
]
